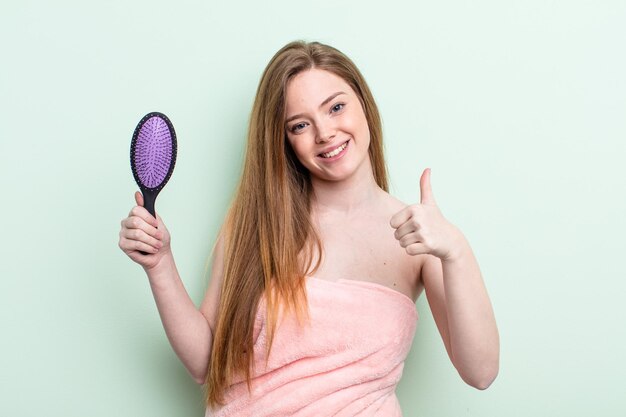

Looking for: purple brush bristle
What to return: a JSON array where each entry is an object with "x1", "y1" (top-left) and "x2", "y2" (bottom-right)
[
  {"x1": 130, "y1": 112, "x2": 177, "y2": 223},
  {"x1": 134, "y1": 116, "x2": 174, "y2": 188}
]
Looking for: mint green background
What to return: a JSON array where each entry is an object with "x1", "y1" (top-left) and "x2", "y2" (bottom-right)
[{"x1": 1, "y1": 1, "x2": 625, "y2": 416}]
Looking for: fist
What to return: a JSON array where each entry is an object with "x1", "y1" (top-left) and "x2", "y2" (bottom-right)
[
  {"x1": 118, "y1": 191, "x2": 171, "y2": 270},
  {"x1": 390, "y1": 168, "x2": 461, "y2": 260}
]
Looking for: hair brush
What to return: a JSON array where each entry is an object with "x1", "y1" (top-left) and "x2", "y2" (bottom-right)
[{"x1": 130, "y1": 112, "x2": 177, "y2": 253}]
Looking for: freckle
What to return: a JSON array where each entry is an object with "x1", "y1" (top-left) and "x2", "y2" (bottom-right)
[
  {"x1": 393, "y1": 283, "x2": 396, "y2": 286},
  {"x1": 383, "y1": 262, "x2": 387, "y2": 265}
]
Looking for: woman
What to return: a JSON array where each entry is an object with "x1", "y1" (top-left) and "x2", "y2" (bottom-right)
[{"x1": 119, "y1": 40, "x2": 499, "y2": 416}]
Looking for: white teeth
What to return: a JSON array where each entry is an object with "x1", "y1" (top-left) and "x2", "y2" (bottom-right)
[{"x1": 321, "y1": 141, "x2": 348, "y2": 158}]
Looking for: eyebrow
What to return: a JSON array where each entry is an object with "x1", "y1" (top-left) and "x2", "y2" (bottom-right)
[{"x1": 284, "y1": 91, "x2": 347, "y2": 125}]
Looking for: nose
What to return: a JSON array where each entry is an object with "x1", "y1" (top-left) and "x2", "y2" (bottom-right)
[{"x1": 315, "y1": 121, "x2": 335, "y2": 144}]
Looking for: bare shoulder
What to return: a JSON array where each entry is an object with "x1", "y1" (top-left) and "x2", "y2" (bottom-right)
[
  {"x1": 376, "y1": 190, "x2": 427, "y2": 299},
  {"x1": 377, "y1": 189, "x2": 408, "y2": 212}
]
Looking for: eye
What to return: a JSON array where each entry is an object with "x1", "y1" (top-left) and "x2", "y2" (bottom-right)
[
  {"x1": 290, "y1": 122, "x2": 308, "y2": 133},
  {"x1": 331, "y1": 103, "x2": 345, "y2": 113}
]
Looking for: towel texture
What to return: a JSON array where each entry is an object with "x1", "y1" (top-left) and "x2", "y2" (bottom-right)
[{"x1": 205, "y1": 277, "x2": 418, "y2": 416}]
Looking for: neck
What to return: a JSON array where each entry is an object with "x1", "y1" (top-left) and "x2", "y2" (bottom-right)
[{"x1": 310, "y1": 158, "x2": 382, "y2": 216}]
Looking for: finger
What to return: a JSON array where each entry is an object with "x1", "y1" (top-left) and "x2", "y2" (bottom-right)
[
  {"x1": 127, "y1": 205, "x2": 158, "y2": 228},
  {"x1": 122, "y1": 213, "x2": 160, "y2": 238},
  {"x1": 121, "y1": 227, "x2": 163, "y2": 249},
  {"x1": 390, "y1": 206, "x2": 413, "y2": 229},
  {"x1": 393, "y1": 221, "x2": 419, "y2": 241},
  {"x1": 399, "y1": 232, "x2": 421, "y2": 248},
  {"x1": 420, "y1": 168, "x2": 437, "y2": 205},
  {"x1": 406, "y1": 242, "x2": 429, "y2": 256},
  {"x1": 120, "y1": 237, "x2": 159, "y2": 254},
  {"x1": 133, "y1": 191, "x2": 158, "y2": 226}
]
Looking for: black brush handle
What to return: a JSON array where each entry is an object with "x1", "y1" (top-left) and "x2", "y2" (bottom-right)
[
  {"x1": 139, "y1": 188, "x2": 160, "y2": 256},
  {"x1": 143, "y1": 188, "x2": 158, "y2": 218}
]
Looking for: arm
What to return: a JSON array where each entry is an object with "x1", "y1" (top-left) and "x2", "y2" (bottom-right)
[
  {"x1": 119, "y1": 191, "x2": 224, "y2": 384},
  {"x1": 390, "y1": 169, "x2": 499, "y2": 389},
  {"x1": 422, "y1": 233, "x2": 500, "y2": 389},
  {"x1": 145, "y1": 253, "x2": 211, "y2": 384}
]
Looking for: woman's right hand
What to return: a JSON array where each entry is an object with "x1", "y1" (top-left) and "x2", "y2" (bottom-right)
[{"x1": 118, "y1": 191, "x2": 171, "y2": 270}]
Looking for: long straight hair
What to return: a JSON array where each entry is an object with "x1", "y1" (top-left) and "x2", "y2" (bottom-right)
[{"x1": 205, "y1": 40, "x2": 388, "y2": 408}]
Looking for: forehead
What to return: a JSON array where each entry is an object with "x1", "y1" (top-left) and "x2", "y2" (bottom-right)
[{"x1": 285, "y1": 69, "x2": 354, "y2": 111}]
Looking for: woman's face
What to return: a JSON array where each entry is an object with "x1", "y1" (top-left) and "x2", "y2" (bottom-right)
[{"x1": 284, "y1": 68, "x2": 371, "y2": 183}]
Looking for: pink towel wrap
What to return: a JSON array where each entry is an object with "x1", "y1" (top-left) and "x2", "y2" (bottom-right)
[{"x1": 206, "y1": 276, "x2": 418, "y2": 416}]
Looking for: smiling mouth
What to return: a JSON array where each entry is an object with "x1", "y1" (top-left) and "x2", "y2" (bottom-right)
[{"x1": 319, "y1": 140, "x2": 349, "y2": 158}]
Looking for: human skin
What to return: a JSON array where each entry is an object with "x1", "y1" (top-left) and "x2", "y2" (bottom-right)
[
  {"x1": 285, "y1": 68, "x2": 499, "y2": 389},
  {"x1": 119, "y1": 192, "x2": 213, "y2": 383},
  {"x1": 118, "y1": 67, "x2": 499, "y2": 389}
]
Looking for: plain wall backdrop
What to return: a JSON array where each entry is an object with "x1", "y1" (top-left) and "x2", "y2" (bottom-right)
[{"x1": 1, "y1": 0, "x2": 624, "y2": 415}]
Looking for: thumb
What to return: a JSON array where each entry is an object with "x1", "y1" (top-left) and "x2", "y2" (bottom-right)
[
  {"x1": 420, "y1": 168, "x2": 436, "y2": 205},
  {"x1": 135, "y1": 191, "x2": 158, "y2": 228},
  {"x1": 134, "y1": 191, "x2": 144, "y2": 207}
]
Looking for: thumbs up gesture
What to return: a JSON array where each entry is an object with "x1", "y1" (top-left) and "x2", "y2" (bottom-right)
[{"x1": 390, "y1": 168, "x2": 464, "y2": 261}]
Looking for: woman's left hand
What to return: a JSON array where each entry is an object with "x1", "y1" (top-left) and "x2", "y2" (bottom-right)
[{"x1": 390, "y1": 168, "x2": 466, "y2": 261}]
